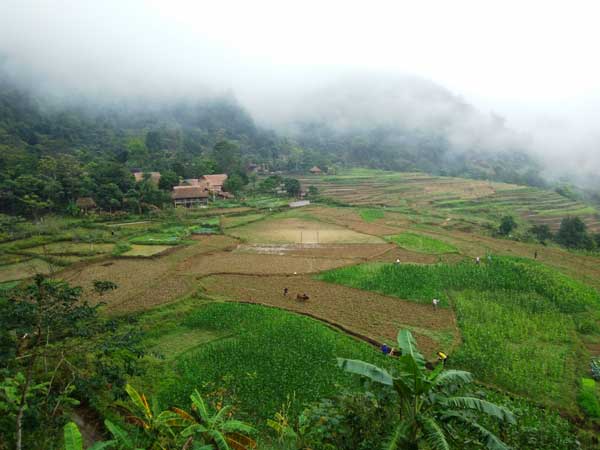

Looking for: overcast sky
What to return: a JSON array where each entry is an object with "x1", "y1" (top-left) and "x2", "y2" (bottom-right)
[{"x1": 1, "y1": 0, "x2": 599, "y2": 175}]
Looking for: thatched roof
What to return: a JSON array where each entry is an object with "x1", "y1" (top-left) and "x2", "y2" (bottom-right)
[
  {"x1": 76, "y1": 197, "x2": 96, "y2": 209},
  {"x1": 171, "y1": 185, "x2": 209, "y2": 200},
  {"x1": 309, "y1": 166, "x2": 322, "y2": 173},
  {"x1": 202, "y1": 174, "x2": 228, "y2": 187}
]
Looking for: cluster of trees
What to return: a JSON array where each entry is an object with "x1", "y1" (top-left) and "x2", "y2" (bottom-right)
[
  {"x1": 531, "y1": 217, "x2": 600, "y2": 251},
  {"x1": 499, "y1": 215, "x2": 600, "y2": 251},
  {"x1": 0, "y1": 71, "x2": 559, "y2": 220},
  {"x1": 0, "y1": 276, "x2": 145, "y2": 450}
]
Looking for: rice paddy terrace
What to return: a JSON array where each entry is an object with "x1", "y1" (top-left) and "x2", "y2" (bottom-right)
[
  {"x1": 299, "y1": 169, "x2": 600, "y2": 232},
  {"x1": 3, "y1": 172, "x2": 600, "y2": 448}
]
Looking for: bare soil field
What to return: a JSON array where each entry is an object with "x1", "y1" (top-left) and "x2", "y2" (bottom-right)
[
  {"x1": 179, "y1": 252, "x2": 355, "y2": 276},
  {"x1": 200, "y1": 274, "x2": 459, "y2": 357},
  {"x1": 235, "y1": 243, "x2": 394, "y2": 260},
  {"x1": 300, "y1": 206, "x2": 406, "y2": 236},
  {"x1": 59, "y1": 235, "x2": 240, "y2": 312},
  {"x1": 230, "y1": 217, "x2": 385, "y2": 244}
]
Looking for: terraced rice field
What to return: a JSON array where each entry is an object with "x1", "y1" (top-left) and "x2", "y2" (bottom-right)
[
  {"x1": 26, "y1": 242, "x2": 115, "y2": 255},
  {"x1": 0, "y1": 258, "x2": 54, "y2": 282},
  {"x1": 121, "y1": 244, "x2": 172, "y2": 257},
  {"x1": 300, "y1": 170, "x2": 600, "y2": 232}
]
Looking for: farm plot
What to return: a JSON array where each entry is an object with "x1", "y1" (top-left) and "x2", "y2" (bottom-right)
[
  {"x1": 179, "y1": 252, "x2": 355, "y2": 276},
  {"x1": 229, "y1": 217, "x2": 384, "y2": 244},
  {"x1": 60, "y1": 235, "x2": 240, "y2": 312},
  {"x1": 387, "y1": 232, "x2": 458, "y2": 254},
  {"x1": 302, "y1": 169, "x2": 600, "y2": 233},
  {"x1": 200, "y1": 274, "x2": 458, "y2": 357},
  {"x1": 0, "y1": 258, "x2": 55, "y2": 282},
  {"x1": 302, "y1": 206, "x2": 405, "y2": 236},
  {"x1": 319, "y1": 256, "x2": 599, "y2": 408},
  {"x1": 137, "y1": 301, "x2": 393, "y2": 425},
  {"x1": 221, "y1": 213, "x2": 266, "y2": 229},
  {"x1": 129, "y1": 226, "x2": 191, "y2": 245},
  {"x1": 235, "y1": 243, "x2": 394, "y2": 260},
  {"x1": 121, "y1": 244, "x2": 172, "y2": 257},
  {"x1": 26, "y1": 242, "x2": 115, "y2": 256}
]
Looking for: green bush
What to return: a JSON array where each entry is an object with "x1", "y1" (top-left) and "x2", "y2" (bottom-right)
[{"x1": 577, "y1": 378, "x2": 600, "y2": 417}]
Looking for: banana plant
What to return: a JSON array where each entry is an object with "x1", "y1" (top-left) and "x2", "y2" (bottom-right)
[
  {"x1": 337, "y1": 329, "x2": 515, "y2": 450},
  {"x1": 114, "y1": 384, "x2": 183, "y2": 449},
  {"x1": 174, "y1": 389, "x2": 257, "y2": 450},
  {"x1": 63, "y1": 421, "x2": 114, "y2": 450}
]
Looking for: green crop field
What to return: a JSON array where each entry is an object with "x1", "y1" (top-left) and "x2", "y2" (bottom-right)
[
  {"x1": 136, "y1": 301, "x2": 390, "y2": 424},
  {"x1": 319, "y1": 256, "x2": 600, "y2": 408},
  {"x1": 387, "y1": 232, "x2": 458, "y2": 254},
  {"x1": 359, "y1": 208, "x2": 385, "y2": 222}
]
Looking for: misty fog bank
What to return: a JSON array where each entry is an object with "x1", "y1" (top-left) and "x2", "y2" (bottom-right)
[{"x1": 1, "y1": 0, "x2": 599, "y2": 185}]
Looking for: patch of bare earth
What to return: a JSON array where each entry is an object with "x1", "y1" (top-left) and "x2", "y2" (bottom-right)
[
  {"x1": 58, "y1": 235, "x2": 240, "y2": 313},
  {"x1": 229, "y1": 217, "x2": 384, "y2": 244},
  {"x1": 179, "y1": 252, "x2": 355, "y2": 276},
  {"x1": 235, "y1": 243, "x2": 394, "y2": 260},
  {"x1": 201, "y1": 274, "x2": 459, "y2": 358},
  {"x1": 302, "y1": 206, "x2": 405, "y2": 236}
]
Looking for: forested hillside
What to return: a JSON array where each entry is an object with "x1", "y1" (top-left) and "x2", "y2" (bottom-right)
[{"x1": 0, "y1": 71, "x2": 549, "y2": 217}]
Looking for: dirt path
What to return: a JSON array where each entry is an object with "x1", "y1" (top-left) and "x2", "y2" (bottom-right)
[{"x1": 200, "y1": 274, "x2": 459, "y2": 357}]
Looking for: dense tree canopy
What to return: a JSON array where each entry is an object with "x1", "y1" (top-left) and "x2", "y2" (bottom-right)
[{"x1": 0, "y1": 72, "x2": 563, "y2": 218}]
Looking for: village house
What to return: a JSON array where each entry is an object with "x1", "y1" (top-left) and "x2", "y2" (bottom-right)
[
  {"x1": 171, "y1": 174, "x2": 232, "y2": 207},
  {"x1": 202, "y1": 174, "x2": 228, "y2": 192},
  {"x1": 75, "y1": 197, "x2": 96, "y2": 213},
  {"x1": 309, "y1": 166, "x2": 322, "y2": 175},
  {"x1": 171, "y1": 185, "x2": 209, "y2": 207}
]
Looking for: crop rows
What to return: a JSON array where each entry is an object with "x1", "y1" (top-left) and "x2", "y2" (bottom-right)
[
  {"x1": 318, "y1": 257, "x2": 600, "y2": 407},
  {"x1": 148, "y1": 302, "x2": 389, "y2": 424}
]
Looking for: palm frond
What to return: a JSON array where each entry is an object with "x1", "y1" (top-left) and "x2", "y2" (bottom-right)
[
  {"x1": 208, "y1": 429, "x2": 230, "y2": 450},
  {"x1": 337, "y1": 358, "x2": 394, "y2": 385},
  {"x1": 171, "y1": 406, "x2": 195, "y2": 422},
  {"x1": 104, "y1": 419, "x2": 134, "y2": 448},
  {"x1": 63, "y1": 422, "x2": 83, "y2": 450},
  {"x1": 222, "y1": 419, "x2": 256, "y2": 435},
  {"x1": 432, "y1": 370, "x2": 474, "y2": 388},
  {"x1": 181, "y1": 423, "x2": 209, "y2": 437},
  {"x1": 125, "y1": 384, "x2": 152, "y2": 420},
  {"x1": 190, "y1": 389, "x2": 210, "y2": 422},
  {"x1": 226, "y1": 432, "x2": 257, "y2": 450},
  {"x1": 397, "y1": 329, "x2": 425, "y2": 368},
  {"x1": 445, "y1": 397, "x2": 516, "y2": 424},
  {"x1": 421, "y1": 417, "x2": 450, "y2": 450},
  {"x1": 382, "y1": 421, "x2": 410, "y2": 450},
  {"x1": 469, "y1": 421, "x2": 511, "y2": 450},
  {"x1": 214, "y1": 405, "x2": 233, "y2": 424}
]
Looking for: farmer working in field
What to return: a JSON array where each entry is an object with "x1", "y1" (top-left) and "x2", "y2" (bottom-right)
[
  {"x1": 283, "y1": 287, "x2": 289, "y2": 296},
  {"x1": 437, "y1": 351, "x2": 448, "y2": 366},
  {"x1": 432, "y1": 298, "x2": 440, "y2": 309}
]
